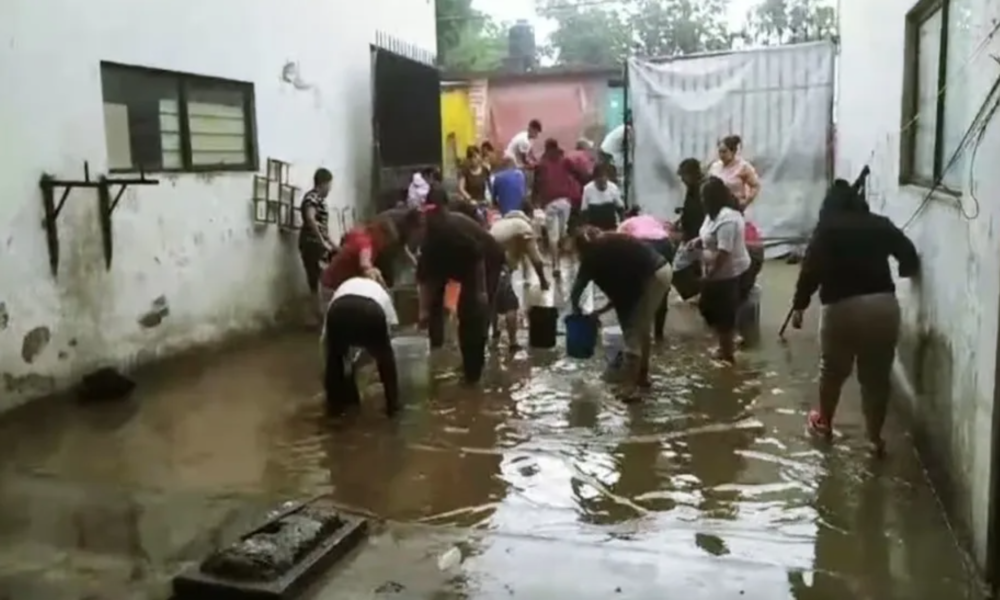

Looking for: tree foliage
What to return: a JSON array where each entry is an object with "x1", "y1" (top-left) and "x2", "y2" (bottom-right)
[
  {"x1": 743, "y1": 0, "x2": 836, "y2": 46},
  {"x1": 436, "y1": 0, "x2": 508, "y2": 71},
  {"x1": 537, "y1": 0, "x2": 835, "y2": 66}
]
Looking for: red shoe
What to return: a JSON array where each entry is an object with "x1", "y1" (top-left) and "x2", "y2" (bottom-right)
[{"x1": 806, "y1": 409, "x2": 832, "y2": 439}]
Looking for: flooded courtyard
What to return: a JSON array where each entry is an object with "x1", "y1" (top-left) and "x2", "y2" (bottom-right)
[{"x1": 0, "y1": 263, "x2": 984, "y2": 599}]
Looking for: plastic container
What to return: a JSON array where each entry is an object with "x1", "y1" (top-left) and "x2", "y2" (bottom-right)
[
  {"x1": 602, "y1": 325, "x2": 624, "y2": 368},
  {"x1": 391, "y1": 335, "x2": 430, "y2": 402},
  {"x1": 564, "y1": 314, "x2": 599, "y2": 359},
  {"x1": 528, "y1": 306, "x2": 558, "y2": 348},
  {"x1": 737, "y1": 284, "x2": 762, "y2": 347}
]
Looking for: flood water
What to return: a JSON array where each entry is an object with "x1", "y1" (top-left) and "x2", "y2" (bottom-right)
[{"x1": 0, "y1": 263, "x2": 985, "y2": 599}]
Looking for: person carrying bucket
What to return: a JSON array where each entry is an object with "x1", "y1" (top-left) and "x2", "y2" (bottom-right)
[
  {"x1": 569, "y1": 226, "x2": 672, "y2": 401},
  {"x1": 417, "y1": 197, "x2": 506, "y2": 384},
  {"x1": 489, "y1": 211, "x2": 550, "y2": 349}
]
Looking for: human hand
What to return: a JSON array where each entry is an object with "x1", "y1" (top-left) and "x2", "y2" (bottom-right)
[
  {"x1": 364, "y1": 267, "x2": 386, "y2": 287},
  {"x1": 791, "y1": 309, "x2": 804, "y2": 329}
]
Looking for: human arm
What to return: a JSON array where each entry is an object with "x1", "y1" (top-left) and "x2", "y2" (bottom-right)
[
  {"x1": 886, "y1": 219, "x2": 920, "y2": 278},
  {"x1": 569, "y1": 261, "x2": 593, "y2": 313},
  {"x1": 580, "y1": 185, "x2": 591, "y2": 211},
  {"x1": 458, "y1": 171, "x2": 472, "y2": 201},
  {"x1": 741, "y1": 163, "x2": 761, "y2": 207},
  {"x1": 702, "y1": 222, "x2": 736, "y2": 279},
  {"x1": 791, "y1": 232, "x2": 824, "y2": 312},
  {"x1": 523, "y1": 236, "x2": 550, "y2": 290}
]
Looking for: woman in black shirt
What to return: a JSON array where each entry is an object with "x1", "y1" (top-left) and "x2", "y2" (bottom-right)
[{"x1": 791, "y1": 180, "x2": 919, "y2": 455}]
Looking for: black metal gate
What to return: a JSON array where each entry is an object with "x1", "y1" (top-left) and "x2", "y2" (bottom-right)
[{"x1": 371, "y1": 34, "x2": 441, "y2": 211}]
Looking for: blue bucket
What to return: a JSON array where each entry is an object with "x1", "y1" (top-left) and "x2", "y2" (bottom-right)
[{"x1": 564, "y1": 314, "x2": 599, "y2": 359}]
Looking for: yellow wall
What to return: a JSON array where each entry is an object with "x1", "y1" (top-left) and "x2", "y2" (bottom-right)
[{"x1": 440, "y1": 88, "x2": 475, "y2": 177}]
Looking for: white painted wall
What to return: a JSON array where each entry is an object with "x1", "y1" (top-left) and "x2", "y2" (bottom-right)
[
  {"x1": 0, "y1": 0, "x2": 436, "y2": 410},
  {"x1": 837, "y1": 0, "x2": 1000, "y2": 570}
]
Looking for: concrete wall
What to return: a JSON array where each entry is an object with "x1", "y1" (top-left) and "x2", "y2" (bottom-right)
[
  {"x1": 0, "y1": 0, "x2": 435, "y2": 411},
  {"x1": 837, "y1": 0, "x2": 1000, "y2": 572}
]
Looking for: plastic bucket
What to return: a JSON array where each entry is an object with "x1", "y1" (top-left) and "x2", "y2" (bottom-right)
[
  {"x1": 528, "y1": 306, "x2": 558, "y2": 348},
  {"x1": 391, "y1": 336, "x2": 430, "y2": 402},
  {"x1": 564, "y1": 314, "x2": 599, "y2": 359}
]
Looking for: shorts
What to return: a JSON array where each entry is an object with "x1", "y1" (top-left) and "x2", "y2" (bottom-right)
[
  {"x1": 493, "y1": 265, "x2": 519, "y2": 314},
  {"x1": 699, "y1": 275, "x2": 742, "y2": 333},
  {"x1": 544, "y1": 198, "x2": 572, "y2": 242}
]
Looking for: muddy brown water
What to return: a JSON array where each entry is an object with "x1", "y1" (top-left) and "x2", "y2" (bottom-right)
[{"x1": 0, "y1": 264, "x2": 984, "y2": 599}]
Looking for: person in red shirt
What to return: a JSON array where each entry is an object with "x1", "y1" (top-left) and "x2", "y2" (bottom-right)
[
  {"x1": 533, "y1": 138, "x2": 589, "y2": 277},
  {"x1": 319, "y1": 213, "x2": 421, "y2": 308}
]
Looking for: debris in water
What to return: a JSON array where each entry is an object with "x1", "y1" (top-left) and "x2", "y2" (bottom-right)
[
  {"x1": 437, "y1": 546, "x2": 463, "y2": 571},
  {"x1": 771, "y1": 388, "x2": 785, "y2": 395}
]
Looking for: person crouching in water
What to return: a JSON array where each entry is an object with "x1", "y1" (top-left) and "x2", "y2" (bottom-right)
[
  {"x1": 685, "y1": 177, "x2": 753, "y2": 363},
  {"x1": 618, "y1": 206, "x2": 673, "y2": 342},
  {"x1": 489, "y1": 211, "x2": 551, "y2": 349},
  {"x1": 570, "y1": 226, "x2": 672, "y2": 401},
  {"x1": 582, "y1": 163, "x2": 625, "y2": 231},
  {"x1": 322, "y1": 276, "x2": 399, "y2": 416},
  {"x1": 417, "y1": 191, "x2": 506, "y2": 384},
  {"x1": 791, "y1": 180, "x2": 919, "y2": 456}
]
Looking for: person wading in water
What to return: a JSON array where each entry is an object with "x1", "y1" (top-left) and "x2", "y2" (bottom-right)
[
  {"x1": 791, "y1": 179, "x2": 919, "y2": 456},
  {"x1": 299, "y1": 168, "x2": 338, "y2": 322}
]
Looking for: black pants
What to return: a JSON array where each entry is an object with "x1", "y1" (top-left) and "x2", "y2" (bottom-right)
[
  {"x1": 299, "y1": 242, "x2": 328, "y2": 292},
  {"x1": 426, "y1": 268, "x2": 497, "y2": 384},
  {"x1": 323, "y1": 295, "x2": 398, "y2": 415},
  {"x1": 643, "y1": 238, "x2": 674, "y2": 340}
]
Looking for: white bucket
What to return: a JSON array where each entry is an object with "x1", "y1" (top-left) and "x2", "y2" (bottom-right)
[
  {"x1": 602, "y1": 325, "x2": 624, "y2": 368},
  {"x1": 391, "y1": 335, "x2": 430, "y2": 402}
]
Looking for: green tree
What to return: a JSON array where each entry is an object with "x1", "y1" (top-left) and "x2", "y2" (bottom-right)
[
  {"x1": 743, "y1": 0, "x2": 836, "y2": 46},
  {"x1": 436, "y1": 0, "x2": 508, "y2": 70},
  {"x1": 540, "y1": 0, "x2": 735, "y2": 65}
]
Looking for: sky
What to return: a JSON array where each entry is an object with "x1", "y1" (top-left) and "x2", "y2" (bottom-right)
[{"x1": 471, "y1": 0, "x2": 768, "y2": 44}]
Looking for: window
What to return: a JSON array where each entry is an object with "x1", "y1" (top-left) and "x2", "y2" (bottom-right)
[
  {"x1": 901, "y1": 0, "x2": 973, "y2": 191},
  {"x1": 100, "y1": 63, "x2": 257, "y2": 172}
]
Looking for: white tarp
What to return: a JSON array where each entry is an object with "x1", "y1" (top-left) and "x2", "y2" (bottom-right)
[{"x1": 628, "y1": 41, "x2": 836, "y2": 256}]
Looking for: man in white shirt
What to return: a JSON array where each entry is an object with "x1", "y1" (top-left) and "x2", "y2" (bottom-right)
[
  {"x1": 489, "y1": 211, "x2": 550, "y2": 348},
  {"x1": 504, "y1": 119, "x2": 542, "y2": 168},
  {"x1": 581, "y1": 163, "x2": 625, "y2": 230},
  {"x1": 322, "y1": 277, "x2": 400, "y2": 417}
]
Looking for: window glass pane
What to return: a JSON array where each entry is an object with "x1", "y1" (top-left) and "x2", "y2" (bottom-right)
[
  {"x1": 940, "y1": 0, "x2": 974, "y2": 190},
  {"x1": 912, "y1": 9, "x2": 941, "y2": 182},
  {"x1": 100, "y1": 65, "x2": 178, "y2": 170},
  {"x1": 186, "y1": 82, "x2": 249, "y2": 166}
]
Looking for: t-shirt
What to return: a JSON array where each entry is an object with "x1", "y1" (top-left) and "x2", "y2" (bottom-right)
[
  {"x1": 504, "y1": 131, "x2": 534, "y2": 166},
  {"x1": 331, "y1": 277, "x2": 398, "y2": 326},
  {"x1": 417, "y1": 211, "x2": 505, "y2": 283},
  {"x1": 699, "y1": 207, "x2": 751, "y2": 281},
  {"x1": 600, "y1": 125, "x2": 626, "y2": 167},
  {"x1": 491, "y1": 168, "x2": 527, "y2": 215},
  {"x1": 320, "y1": 226, "x2": 387, "y2": 290},
  {"x1": 571, "y1": 233, "x2": 667, "y2": 315},
  {"x1": 490, "y1": 213, "x2": 543, "y2": 266},
  {"x1": 299, "y1": 189, "x2": 329, "y2": 249},
  {"x1": 618, "y1": 215, "x2": 668, "y2": 240},
  {"x1": 581, "y1": 181, "x2": 623, "y2": 210},
  {"x1": 461, "y1": 166, "x2": 490, "y2": 201}
]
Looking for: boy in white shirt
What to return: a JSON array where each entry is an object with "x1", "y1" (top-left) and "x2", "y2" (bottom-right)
[
  {"x1": 581, "y1": 163, "x2": 625, "y2": 230},
  {"x1": 503, "y1": 119, "x2": 543, "y2": 168}
]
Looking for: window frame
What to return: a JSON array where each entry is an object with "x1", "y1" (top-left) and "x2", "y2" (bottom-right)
[
  {"x1": 900, "y1": 0, "x2": 959, "y2": 193},
  {"x1": 101, "y1": 61, "x2": 259, "y2": 175}
]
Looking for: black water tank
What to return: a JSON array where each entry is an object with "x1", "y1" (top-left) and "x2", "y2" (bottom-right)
[{"x1": 508, "y1": 20, "x2": 536, "y2": 68}]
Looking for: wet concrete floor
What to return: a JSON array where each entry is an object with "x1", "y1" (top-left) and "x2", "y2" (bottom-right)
[{"x1": 0, "y1": 262, "x2": 985, "y2": 599}]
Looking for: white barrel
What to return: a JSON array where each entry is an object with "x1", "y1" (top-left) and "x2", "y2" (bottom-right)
[{"x1": 602, "y1": 325, "x2": 624, "y2": 367}]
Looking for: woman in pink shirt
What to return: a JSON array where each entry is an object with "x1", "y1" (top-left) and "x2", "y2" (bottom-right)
[
  {"x1": 707, "y1": 135, "x2": 761, "y2": 210},
  {"x1": 618, "y1": 207, "x2": 673, "y2": 341}
]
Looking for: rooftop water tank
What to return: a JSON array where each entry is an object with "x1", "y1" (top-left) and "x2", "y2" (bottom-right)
[{"x1": 508, "y1": 20, "x2": 536, "y2": 68}]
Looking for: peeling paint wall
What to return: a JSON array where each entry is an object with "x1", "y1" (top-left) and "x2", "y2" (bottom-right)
[
  {"x1": 837, "y1": 0, "x2": 1000, "y2": 571},
  {"x1": 0, "y1": 0, "x2": 436, "y2": 411}
]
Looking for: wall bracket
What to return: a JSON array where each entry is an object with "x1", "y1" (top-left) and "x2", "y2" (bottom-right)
[{"x1": 38, "y1": 161, "x2": 158, "y2": 276}]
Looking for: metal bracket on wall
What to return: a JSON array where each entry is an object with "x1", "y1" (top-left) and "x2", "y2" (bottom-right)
[{"x1": 38, "y1": 161, "x2": 158, "y2": 276}]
